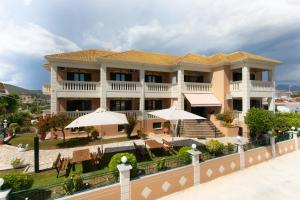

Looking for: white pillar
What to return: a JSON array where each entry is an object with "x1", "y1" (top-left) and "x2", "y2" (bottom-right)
[
  {"x1": 177, "y1": 68, "x2": 184, "y2": 110},
  {"x1": 236, "y1": 137, "x2": 245, "y2": 170},
  {"x1": 139, "y1": 69, "x2": 145, "y2": 120},
  {"x1": 293, "y1": 132, "x2": 298, "y2": 150},
  {"x1": 270, "y1": 136, "x2": 276, "y2": 158},
  {"x1": 50, "y1": 65, "x2": 58, "y2": 115},
  {"x1": 242, "y1": 66, "x2": 250, "y2": 116},
  {"x1": 117, "y1": 164, "x2": 132, "y2": 200},
  {"x1": 188, "y1": 149, "x2": 201, "y2": 185},
  {"x1": 100, "y1": 63, "x2": 107, "y2": 109}
]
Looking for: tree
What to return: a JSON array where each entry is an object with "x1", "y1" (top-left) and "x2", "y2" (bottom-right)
[
  {"x1": 0, "y1": 94, "x2": 20, "y2": 115},
  {"x1": 123, "y1": 116, "x2": 137, "y2": 139},
  {"x1": 244, "y1": 108, "x2": 274, "y2": 139},
  {"x1": 50, "y1": 114, "x2": 73, "y2": 142}
]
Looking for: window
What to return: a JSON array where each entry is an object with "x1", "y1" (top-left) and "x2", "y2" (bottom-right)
[
  {"x1": 153, "y1": 122, "x2": 162, "y2": 129},
  {"x1": 110, "y1": 100, "x2": 132, "y2": 111},
  {"x1": 145, "y1": 75, "x2": 162, "y2": 83},
  {"x1": 145, "y1": 100, "x2": 162, "y2": 110},
  {"x1": 250, "y1": 74, "x2": 256, "y2": 80},
  {"x1": 232, "y1": 72, "x2": 242, "y2": 81},
  {"x1": 110, "y1": 73, "x2": 132, "y2": 81},
  {"x1": 233, "y1": 99, "x2": 242, "y2": 111},
  {"x1": 250, "y1": 99, "x2": 261, "y2": 108},
  {"x1": 67, "y1": 72, "x2": 91, "y2": 81},
  {"x1": 66, "y1": 100, "x2": 92, "y2": 111},
  {"x1": 118, "y1": 125, "x2": 125, "y2": 132},
  {"x1": 184, "y1": 75, "x2": 204, "y2": 83}
]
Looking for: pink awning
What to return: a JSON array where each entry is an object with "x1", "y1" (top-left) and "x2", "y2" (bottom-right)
[{"x1": 184, "y1": 93, "x2": 221, "y2": 107}]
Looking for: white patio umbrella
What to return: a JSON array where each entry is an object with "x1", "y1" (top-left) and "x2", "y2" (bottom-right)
[
  {"x1": 149, "y1": 106, "x2": 205, "y2": 142},
  {"x1": 65, "y1": 108, "x2": 128, "y2": 129}
]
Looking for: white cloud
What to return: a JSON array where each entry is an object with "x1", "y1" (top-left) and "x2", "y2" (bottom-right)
[
  {"x1": 83, "y1": 0, "x2": 300, "y2": 54},
  {"x1": 0, "y1": 20, "x2": 81, "y2": 56},
  {"x1": 23, "y1": 0, "x2": 32, "y2": 6}
]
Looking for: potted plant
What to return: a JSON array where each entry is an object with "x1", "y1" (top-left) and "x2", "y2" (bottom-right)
[
  {"x1": 11, "y1": 158, "x2": 23, "y2": 169},
  {"x1": 163, "y1": 121, "x2": 171, "y2": 134}
]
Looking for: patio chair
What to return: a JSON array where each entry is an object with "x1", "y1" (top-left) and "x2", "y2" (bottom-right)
[
  {"x1": 52, "y1": 153, "x2": 71, "y2": 178},
  {"x1": 133, "y1": 142, "x2": 148, "y2": 157}
]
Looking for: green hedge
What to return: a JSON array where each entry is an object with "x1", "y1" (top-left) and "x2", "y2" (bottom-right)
[
  {"x1": 108, "y1": 153, "x2": 137, "y2": 178},
  {"x1": 1, "y1": 173, "x2": 34, "y2": 192},
  {"x1": 178, "y1": 146, "x2": 192, "y2": 164}
]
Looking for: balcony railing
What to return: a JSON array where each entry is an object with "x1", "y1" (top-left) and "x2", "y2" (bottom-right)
[
  {"x1": 230, "y1": 81, "x2": 242, "y2": 91},
  {"x1": 59, "y1": 81, "x2": 100, "y2": 91},
  {"x1": 116, "y1": 110, "x2": 141, "y2": 119},
  {"x1": 60, "y1": 111, "x2": 92, "y2": 118},
  {"x1": 145, "y1": 83, "x2": 172, "y2": 92},
  {"x1": 250, "y1": 80, "x2": 274, "y2": 91},
  {"x1": 42, "y1": 84, "x2": 51, "y2": 95},
  {"x1": 107, "y1": 81, "x2": 141, "y2": 92},
  {"x1": 183, "y1": 82, "x2": 212, "y2": 92}
]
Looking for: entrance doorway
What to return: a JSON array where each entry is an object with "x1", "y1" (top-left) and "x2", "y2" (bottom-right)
[{"x1": 191, "y1": 107, "x2": 206, "y2": 117}]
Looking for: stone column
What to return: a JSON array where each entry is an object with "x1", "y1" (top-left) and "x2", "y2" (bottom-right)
[
  {"x1": 139, "y1": 69, "x2": 145, "y2": 122},
  {"x1": 242, "y1": 66, "x2": 250, "y2": 117},
  {"x1": 117, "y1": 160, "x2": 132, "y2": 200},
  {"x1": 188, "y1": 146, "x2": 201, "y2": 185},
  {"x1": 293, "y1": 132, "x2": 298, "y2": 150},
  {"x1": 100, "y1": 63, "x2": 107, "y2": 109},
  {"x1": 50, "y1": 65, "x2": 58, "y2": 115},
  {"x1": 270, "y1": 136, "x2": 276, "y2": 158},
  {"x1": 236, "y1": 137, "x2": 245, "y2": 170},
  {"x1": 177, "y1": 68, "x2": 184, "y2": 110}
]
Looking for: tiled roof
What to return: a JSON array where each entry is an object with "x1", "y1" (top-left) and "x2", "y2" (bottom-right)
[
  {"x1": 45, "y1": 50, "x2": 117, "y2": 62},
  {"x1": 45, "y1": 49, "x2": 280, "y2": 65}
]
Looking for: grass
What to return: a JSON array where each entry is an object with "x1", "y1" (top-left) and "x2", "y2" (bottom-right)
[{"x1": 8, "y1": 133, "x2": 129, "y2": 150}]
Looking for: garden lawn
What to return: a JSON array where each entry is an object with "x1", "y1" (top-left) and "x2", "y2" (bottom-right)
[{"x1": 8, "y1": 133, "x2": 129, "y2": 150}]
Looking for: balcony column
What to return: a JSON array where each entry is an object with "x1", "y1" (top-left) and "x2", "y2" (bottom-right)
[
  {"x1": 242, "y1": 66, "x2": 250, "y2": 116},
  {"x1": 177, "y1": 68, "x2": 184, "y2": 110},
  {"x1": 268, "y1": 69, "x2": 275, "y2": 112},
  {"x1": 100, "y1": 63, "x2": 107, "y2": 109},
  {"x1": 139, "y1": 69, "x2": 145, "y2": 121},
  {"x1": 50, "y1": 65, "x2": 58, "y2": 115}
]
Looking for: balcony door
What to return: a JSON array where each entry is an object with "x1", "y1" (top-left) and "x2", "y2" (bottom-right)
[
  {"x1": 67, "y1": 72, "x2": 91, "y2": 82},
  {"x1": 145, "y1": 75, "x2": 162, "y2": 83},
  {"x1": 110, "y1": 100, "x2": 132, "y2": 111},
  {"x1": 184, "y1": 75, "x2": 204, "y2": 83},
  {"x1": 110, "y1": 73, "x2": 132, "y2": 81},
  {"x1": 66, "y1": 100, "x2": 92, "y2": 111}
]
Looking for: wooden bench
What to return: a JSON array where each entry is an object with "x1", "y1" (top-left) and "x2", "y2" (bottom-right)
[{"x1": 52, "y1": 153, "x2": 71, "y2": 178}]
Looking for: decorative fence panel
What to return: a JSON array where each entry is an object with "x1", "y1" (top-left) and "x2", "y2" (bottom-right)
[
  {"x1": 275, "y1": 139, "x2": 295, "y2": 157},
  {"x1": 199, "y1": 153, "x2": 240, "y2": 183},
  {"x1": 131, "y1": 166, "x2": 194, "y2": 200},
  {"x1": 244, "y1": 146, "x2": 272, "y2": 168}
]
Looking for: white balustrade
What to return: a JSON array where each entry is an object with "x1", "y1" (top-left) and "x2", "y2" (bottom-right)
[
  {"x1": 184, "y1": 83, "x2": 212, "y2": 92},
  {"x1": 145, "y1": 83, "x2": 172, "y2": 92},
  {"x1": 59, "y1": 81, "x2": 100, "y2": 91},
  {"x1": 116, "y1": 110, "x2": 141, "y2": 119},
  {"x1": 144, "y1": 111, "x2": 159, "y2": 119},
  {"x1": 61, "y1": 111, "x2": 92, "y2": 118},
  {"x1": 230, "y1": 81, "x2": 242, "y2": 91},
  {"x1": 250, "y1": 80, "x2": 273, "y2": 91},
  {"x1": 107, "y1": 81, "x2": 141, "y2": 92}
]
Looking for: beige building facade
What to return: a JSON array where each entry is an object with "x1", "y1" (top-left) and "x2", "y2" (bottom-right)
[{"x1": 43, "y1": 50, "x2": 280, "y2": 136}]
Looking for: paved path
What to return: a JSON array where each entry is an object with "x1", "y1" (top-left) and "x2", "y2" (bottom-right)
[{"x1": 160, "y1": 150, "x2": 300, "y2": 200}]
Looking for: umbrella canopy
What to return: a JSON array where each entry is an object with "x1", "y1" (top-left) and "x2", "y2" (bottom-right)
[
  {"x1": 65, "y1": 108, "x2": 128, "y2": 129},
  {"x1": 149, "y1": 106, "x2": 205, "y2": 121}
]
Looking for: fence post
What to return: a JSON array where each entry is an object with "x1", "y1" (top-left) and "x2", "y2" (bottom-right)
[
  {"x1": 188, "y1": 144, "x2": 201, "y2": 185},
  {"x1": 117, "y1": 156, "x2": 132, "y2": 200},
  {"x1": 270, "y1": 136, "x2": 276, "y2": 158},
  {"x1": 236, "y1": 137, "x2": 245, "y2": 170},
  {"x1": 293, "y1": 132, "x2": 298, "y2": 150}
]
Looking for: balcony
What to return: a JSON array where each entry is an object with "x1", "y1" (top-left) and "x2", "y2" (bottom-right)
[
  {"x1": 42, "y1": 84, "x2": 51, "y2": 95},
  {"x1": 183, "y1": 83, "x2": 212, "y2": 93},
  {"x1": 250, "y1": 80, "x2": 274, "y2": 91},
  {"x1": 230, "y1": 80, "x2": 274, "y2": 97},
  {"x1": 56, "y1": 81, "x2": 100, "y2": 98},
  {"x1": 107, "y1": 81, "x2": 142, "y2": 98},
  {"x1": 145, "y1": 83, "x2": 177, "y2": 98},
  {"x1": 60, "y1": 111, "x2": 92, "y2": 118}
]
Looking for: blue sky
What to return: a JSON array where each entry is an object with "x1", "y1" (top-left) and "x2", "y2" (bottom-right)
[{"x1": 0, "y1": 0, "x2": 300, "y2": 89}]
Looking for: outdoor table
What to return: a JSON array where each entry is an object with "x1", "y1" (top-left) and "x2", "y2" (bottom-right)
[
  {"x1": 144, "y1": 140, "x2": 164, "y2": 150},
  {"x1": 71, "y1": 149, "x2": 92, "y2": 172}
]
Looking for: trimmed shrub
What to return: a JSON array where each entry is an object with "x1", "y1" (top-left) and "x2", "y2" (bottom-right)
[
  {"x1": 108, "y1": 153, "x2": 137, "y2": 178},
  {"x1": 1, "y1": 173, "x2": 34, "y2": 192},
  {"x1": 63, "y1": 174, "x2": 86, "y2": 195},
  {"x1": 206, "y1": 140, "x2": 225, "y2": 156},
  {"x1": 216, "y1": 113, "x2": 224, "y2": 121},
  {"x1": 245, "y1": 108, "x2": 274, "y2": 139},
  {"x1": 222, "y1": 110, "x2": 235, "y2": 123},
  {"x1": 178, "y1": 146, "x2": 192, "y2": 164},
  {"x1": 274, "y1": 113, "x2": 300, "y2": 134}
]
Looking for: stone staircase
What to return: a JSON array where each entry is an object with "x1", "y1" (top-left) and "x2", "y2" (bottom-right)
[{"x1": 178, "y1": 119, "x2": 224, "y2": 139}]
